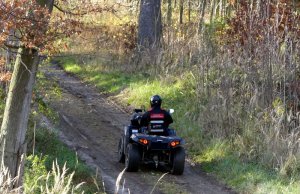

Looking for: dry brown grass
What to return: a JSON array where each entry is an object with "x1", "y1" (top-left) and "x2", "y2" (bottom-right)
[{"x1": 0, "y1": 161, "x2": 84, "y2": 194}]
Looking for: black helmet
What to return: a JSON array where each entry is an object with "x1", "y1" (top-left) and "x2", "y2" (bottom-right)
[{"x1": 150, "y1": 95, "x2": 162, "y2": 107}]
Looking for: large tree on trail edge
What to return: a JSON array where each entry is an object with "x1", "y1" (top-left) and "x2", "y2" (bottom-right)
[
  {"x1": 0, "y1": 0, "x2": 54, "y2": 187},
  {"x1": 137, "y1": 0, "x2": 162, "y2": 50}
]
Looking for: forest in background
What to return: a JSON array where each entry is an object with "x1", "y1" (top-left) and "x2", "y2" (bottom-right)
[{"x1": 1, "y1": 0, "x2": 300, "y2": 193}]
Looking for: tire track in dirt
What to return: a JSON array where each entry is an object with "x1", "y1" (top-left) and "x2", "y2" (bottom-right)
[{"x1": 42, "y1": 63, "x2": 236, "y2": 194}]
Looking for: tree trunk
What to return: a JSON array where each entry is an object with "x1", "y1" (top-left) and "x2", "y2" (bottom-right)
[
  {"x1": 210, "y1": 0, "x2": 217, "y2": 29},
  {"x1": 198, "y1": 0, "x2": 207, "y2": 33},
  {"x1": 167, "y1": 0, "x2": 172, "y2": 45},
  {"x1": 0, "y1": 0, "x2": 54, "y2": 187},
  {"x1": 188, "y1": 0, "x2": 191, "y2": 22},
  {"x1": 167, "y1": 0, "x2": 172, "y2": 27},
  {"x1": 0, "y1": 47, "x2": 39, "y2": 183},
  {"x1": 137, "y1": 0, "x2": 162, "y2": 49},
  {"x1": 179, "y1": 0, "x2": 184, "y2": 24}
]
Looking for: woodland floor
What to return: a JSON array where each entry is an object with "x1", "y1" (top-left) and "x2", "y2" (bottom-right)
[{"x1": 41, "y1": 61, "x2": 236, "y2": 194}]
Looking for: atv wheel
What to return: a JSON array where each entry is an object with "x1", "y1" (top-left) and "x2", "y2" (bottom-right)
[
  {"x1": 125, "y1": 144, "x2": 140, "y2": 172},
  {"x1": 171, "y1": 147, "x2": 185, "y2": 175},
  {"x1": 117, "y1": 137, "x2": 125, "y2": 163}
]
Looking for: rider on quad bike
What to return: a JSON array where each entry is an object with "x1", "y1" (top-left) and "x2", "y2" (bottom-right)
[
  {"x1": 118, "y1": 95, "x2": 185, "y2": 175},
  {"x1": 140, "y1": 95, "x2": 175, "y2": 136}
]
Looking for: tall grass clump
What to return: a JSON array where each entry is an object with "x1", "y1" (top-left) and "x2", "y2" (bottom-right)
[
  {"x1": 0, "y1": 159, "x2": 83, "y2": 194},
  {"x1": 197, "y1": 1, "x2": 300, "y2": 176},
  {"x1": 0, "y1": 165, "x2": 21, "y2": 194},
  {"x1": 25, "y1": 159, "x2": 84, "y2": 194}
]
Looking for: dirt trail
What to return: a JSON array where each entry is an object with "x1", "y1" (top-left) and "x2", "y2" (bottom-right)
[{"x1": 42, "y1": 63, "x2": 236, "y2": 194}]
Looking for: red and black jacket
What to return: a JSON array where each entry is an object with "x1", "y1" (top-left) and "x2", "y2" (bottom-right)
[{"x1": 140, "y1": 107, "x2": 173, "y2": 132}]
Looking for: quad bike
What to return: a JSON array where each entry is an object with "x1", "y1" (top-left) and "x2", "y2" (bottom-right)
[{"x1": 118, "y1": 109, "x2": 185, "y2": 175}]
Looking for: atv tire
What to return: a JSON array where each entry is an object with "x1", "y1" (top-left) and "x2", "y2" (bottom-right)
[
  {"x1": 117, "y1": 137, "x2": 125, "y2": 163},
  {"x1": 125, "y1": 143, "x2": 140, "y2": 172},
  {"x1": 171, "y1": 147, "x2": 185, "y2": 175}
]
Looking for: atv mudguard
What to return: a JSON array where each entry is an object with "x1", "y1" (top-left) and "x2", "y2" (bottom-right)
[{"x1": 123, "y1": 125, "x2": 140, "y2": 154}]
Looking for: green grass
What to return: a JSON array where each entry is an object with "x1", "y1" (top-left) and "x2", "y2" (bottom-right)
[
  {"x1": 60, "y1": 56, "x2": 144, "y2": 94},
  {"x1": 195, "y1": 140, "x2": 300, "y2": 193},
  {"x1": 25, "y1": 127, "x2": 102, "y2": 194},
  {"x1": 58, "y1": 56, "x2": 300, "y2": 193},
  {"x1": 34, "y1": 71, "x2": 61, "y2": 122}
]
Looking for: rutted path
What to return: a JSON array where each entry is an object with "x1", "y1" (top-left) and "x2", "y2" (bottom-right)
[{"x1": 42, "y1": 62, "x2": 236, "y2": 194}]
